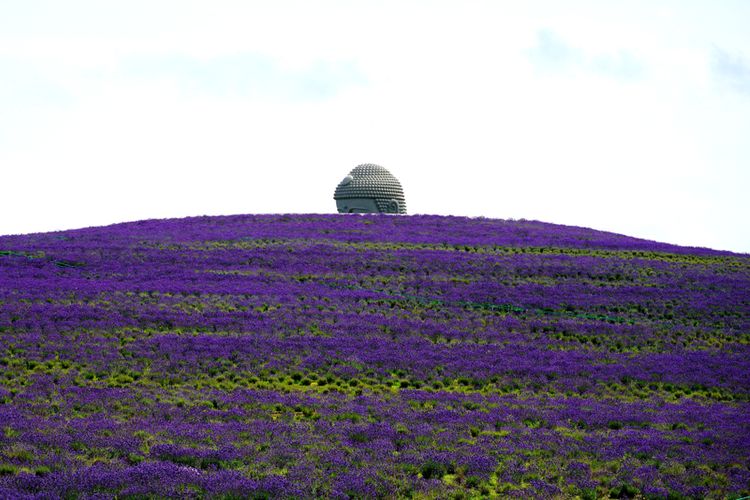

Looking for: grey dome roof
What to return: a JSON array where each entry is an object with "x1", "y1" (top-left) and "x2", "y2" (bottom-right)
[{"x1": 333, "y1": 163, "x2": 407, "y2": 214}]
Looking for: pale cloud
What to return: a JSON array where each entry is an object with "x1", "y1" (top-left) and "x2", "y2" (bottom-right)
[
  {"x1": 528, "y1": 29, "x2": 644, "y2": 81},
  {"x1": 0, "y1": 58, "x2": 72, "y2": 109},
  {"x1": 527, "y1": 29, "x2": 581, "y2": 72},
  {"x1": 121, "y1": 54, "x2": 367, "y2": 100},
  {"x1": 590, "y1": 51, "x2": 644, "y2": 81},
  {"x1": 711, "y1": 46, "x2": 750, "y2": 94}
]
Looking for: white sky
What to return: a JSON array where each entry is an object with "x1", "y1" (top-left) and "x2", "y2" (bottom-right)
[{"x1": 1, "y1": 1, "x2": 749, "y2": 252}]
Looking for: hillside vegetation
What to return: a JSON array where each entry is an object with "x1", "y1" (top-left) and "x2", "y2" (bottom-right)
[{"x1": 0, "y1": 214, "x2": 748, "y2": 498}]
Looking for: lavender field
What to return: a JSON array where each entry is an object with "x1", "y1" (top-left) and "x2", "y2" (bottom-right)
[{"x1": 0, "y1": 214, "x2": 748, "y2": 499}]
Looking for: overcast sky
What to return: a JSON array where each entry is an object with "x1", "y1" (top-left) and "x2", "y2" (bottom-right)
[{"x1": 1, "y1": 1, "x2": 749, "y2": 252}]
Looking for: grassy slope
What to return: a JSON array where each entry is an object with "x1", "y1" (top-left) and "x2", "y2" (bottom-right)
[{"x1": 0, "y1": 214, "x2": 748, "y2": 498}]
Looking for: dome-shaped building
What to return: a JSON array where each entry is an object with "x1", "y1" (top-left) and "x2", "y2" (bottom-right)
[{"x1": 333, "y1": 164, "x2": 407, "y2": 214}]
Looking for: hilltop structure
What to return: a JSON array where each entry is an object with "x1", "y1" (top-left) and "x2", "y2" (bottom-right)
[{"x1": 333, "y1": 163, "x2": 407, "y2": 214}]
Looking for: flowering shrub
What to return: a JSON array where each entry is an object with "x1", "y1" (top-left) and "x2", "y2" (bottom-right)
[{"x1": 0, "y1": 213, "x2": 748, "y2": 498}]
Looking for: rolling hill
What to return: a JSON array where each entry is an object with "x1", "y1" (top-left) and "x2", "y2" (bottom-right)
[{"x1": 0, "y1": 213, "x2": 748, "y2": 498}]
